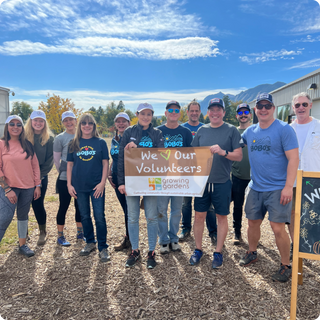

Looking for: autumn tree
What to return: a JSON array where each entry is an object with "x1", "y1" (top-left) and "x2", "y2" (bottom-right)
[
  {"x1": 178, "y1": 105, "x2": 188, "y2": 123},
  {"x1": 10, "y1": 101, "x2": 33, "y2": 122},
  {"x1": 223, "y1": 95, "x2": 238, "y2": 126},
  {"x1": 39, "y1": 94, "x2": 82, "y2": 134}
]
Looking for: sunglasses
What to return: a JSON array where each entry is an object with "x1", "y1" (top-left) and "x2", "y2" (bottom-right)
[
  {"x1": 167, "y1": 108, "x2": 180, "y2": 114},
  {"x1": 9, "y1": 122, "x2": 22, "y2": 127},
  {"x1": 81, "y1": 121, "x2": 94, "y2": 126},
  {"x1": 256, "y1": 103, "x2": 273, "y2": 110},
  {"x1": 294, "y1": 102, "x2": 309, "y2": 108},
  {"x1": 237, "y1": 110, "x2": 250, "y2": 116}
]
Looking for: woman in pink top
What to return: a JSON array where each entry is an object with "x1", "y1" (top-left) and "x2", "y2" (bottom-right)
[{"x1": 0, "y1": 115, "x2": 41, "y2": 257}]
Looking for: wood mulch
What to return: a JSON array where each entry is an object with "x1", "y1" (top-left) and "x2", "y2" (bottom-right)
[{"x1": 1, "y1": 168, "x2": 320, "y2": 320}]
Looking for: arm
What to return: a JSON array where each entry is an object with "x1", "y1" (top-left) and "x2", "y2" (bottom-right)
[
  {"x1": 280, "y1": 148, "x2": 299, "y2": 205},
  {"x1": 108, "y1": 160, "x2": 116, "y2": 189},
  {"x1": 209, "y1": 145, "x2": 243, "y2": 161},
  {"x1": 54, "y1": 152, "x2": 61, "y2": 171},
  {"x1": 67, "y1": 161, "x2": 77, "y2": 199},
  {"x1": 93, "y1": 159, "x2": 109, "y2": 198},
  {"x1": 31, "y1": 153, "x2": 41, "y2": 200}
]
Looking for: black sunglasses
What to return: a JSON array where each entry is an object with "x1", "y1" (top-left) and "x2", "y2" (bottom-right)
[
  {"x1": 81, "y1": 121, "x2": 94, "y2": 126},
  {"x1": 256, "y1": 103, "x2": 273, "y2": 110},
  {"x1": 9, "y1": 122, "x2": 22, "y2": 127},
  {"x1": 237, "y1": 110, "x2": 250, "y2": 116},
  {"x1": 294, "y1": 102, "x2": 309, "y2": 108}
]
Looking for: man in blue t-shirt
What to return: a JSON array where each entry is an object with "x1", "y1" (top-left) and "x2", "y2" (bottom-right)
[
  {"x1": 239, "y1": 93, "x2": 299, "y2": 283},
  {"x1": 179, "y1": 100, "x2": 217, "y2": 244},
  {"x1": 157, "y1": 100, "x2": 193, "y2": 254}
]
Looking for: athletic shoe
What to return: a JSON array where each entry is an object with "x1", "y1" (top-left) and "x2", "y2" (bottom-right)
[
  {"x1": 57, "y1": 236, "x2": 71, "y2": 247},
  {"x1": 147, "y1": 251, "x2": 157, "y2": 269},
  {"x1": 178, "y1": 229, "x2": 190, "y2": 242},
  {"x1": 125, "y1": 250, "x2": 140, "y2": 268},
  {"x1": 160, "y1": 244, "x2": 170, "y2": 254},
  {"x1": 170, "y1": 242, "x2": 181, "y2": 252},
  {"x1": 79, "y1": 243, "x2": 96, "y2": 256},
  {"x1": 212, "y1": 252, "x2": 223, "y2": 269},
  {"x1": 233, "y1": 232, "x2": 241, "y2": 245},
  {"x1": 272, "y1": 264, "x2": 292, "y2": 282},
  {"x1": 37, "y1": 230, "x2": 46, "y2": 246},
  {"x1": 114, "y1": 236, "x2": 131, "y2": 251},
  {"x1": 189, "y1": 249, "x2": 203, "y2": 266},
  {"x1": 99, "y1": 248, "x2": 111, "y2": 262},
  {"x1": 239, "y1": 251, "x2": 258, "y2": 267},
  {"x1": 19, "y1": 244, "x2": 35, "y2": 257},
  {"x1": 77, "y1": 232, "x2": 85, "y2": 241}
]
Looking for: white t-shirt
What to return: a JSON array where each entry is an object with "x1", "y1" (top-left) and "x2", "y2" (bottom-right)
[{"x1": 295, "y1": 122, "x2": 313, "y2": 169}]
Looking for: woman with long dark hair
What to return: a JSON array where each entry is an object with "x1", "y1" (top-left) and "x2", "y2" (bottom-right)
[
  {"x1": 53, "y1": 111, "x2": 83, "y2": 246},
  {"x1": 0, "y1": 115, "x2": 41, "y2": 257},
  {"x1": 67, "y1": 113, "x2": 110, "y2": 262},
  {"x1": 25, "y1": 110, "x2": 54, "y2": 245},
  {"x1": 108, "y1": 112, "x2": 131, "y2": 251}
]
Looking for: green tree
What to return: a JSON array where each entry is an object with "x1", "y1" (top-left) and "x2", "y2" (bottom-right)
[
  {"x1": 10, "y1": 101, "x2": 33, "y2": 122},
  {"x1": 125, "y1": 109, "x2": 135, "y2": 120},
  {"x1": 152, "y1": 117, "x2": 161, "y2": 127},
  {"x1": 104, "y1": 102, "x2": 119, "y2": 128},
  {"x1": 199, "y1": 113, "x2": 205, "y2": 123},
  {"x1": 117, "y1": 100, "x2": 125, "y2": 111},
  {"x1": 223, "y1": 95, "x2": 238, "y2": 126}
]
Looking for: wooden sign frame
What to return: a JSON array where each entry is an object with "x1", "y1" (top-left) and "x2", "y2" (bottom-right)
[{"x1": 290, "y1": 170, "x2": 320, "y2": 320}]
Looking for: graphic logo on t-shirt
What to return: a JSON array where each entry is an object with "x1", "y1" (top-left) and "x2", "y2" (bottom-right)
[
  {"x1": 76, "y1": 145, "x2": 96, "y2": 161},
  {"x1": 111, "y1": 144, "x2": 119, "y2": 155},
  {"x1": 164, "y1": 134, "x2": 183, "y2": 148},
  {"x1": 139, "y1": 136, "x2": 153, "y2": 147},
  {"x1": 251, "y1": 137, "x2": 271, "y2": 153}
]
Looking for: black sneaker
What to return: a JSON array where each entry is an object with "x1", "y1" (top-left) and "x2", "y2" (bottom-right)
[
  {"x1": 114, "y1": 236, "x2": 131, "y2": 251},
  {"x1": 178, "y1": 229, "x2": 190, "y2": 242},
  {"x1": 272, "y1": 264, "x2": 292, "y2": 283},
  {"x1": 147, "y1": 251, "x2": 156, "y2": 269},
  {"x1": 125, "y1": 250, "x2": 140, "y2": 268},
  {"x1": 19, "y1": 244, "x2": 35, "y2": 257},
  {"x1": 210, "y1": 233, "x2": 217, "y2": 246},
  {"x1": 239, "y1": 251, "x2": 257, "y2": 267},
  {"x1": 233, "y1": 232, "x2": 241, "y2": 245}
]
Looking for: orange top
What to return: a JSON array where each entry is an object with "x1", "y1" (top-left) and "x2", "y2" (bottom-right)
[{"x1": 0, "y1": 140, "x2": 41, "y2": 189}]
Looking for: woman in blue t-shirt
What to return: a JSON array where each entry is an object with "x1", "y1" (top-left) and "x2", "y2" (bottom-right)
[
  {"x1": 67, "y1": 113, "x2": 110, "y2": 263},
  {"x1": 118, "y1": 103, "x2": 164, "y2": 269},
  {"x1": 108, "y1": 112, "x2": 131, "y2": 251}
]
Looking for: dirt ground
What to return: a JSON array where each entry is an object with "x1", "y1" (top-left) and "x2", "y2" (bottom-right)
[{"x1": 1, "y1": 157, "x2": 320, "y2": 319}]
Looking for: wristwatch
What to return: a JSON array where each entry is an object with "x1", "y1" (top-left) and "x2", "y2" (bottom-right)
[{"x1": 224, "y1": 150, "x2": 229, "y2": 157}]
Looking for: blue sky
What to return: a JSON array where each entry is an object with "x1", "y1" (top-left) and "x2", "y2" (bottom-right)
[{"x1": 0, "y1": 0, "x2": 320, "y2": 115}]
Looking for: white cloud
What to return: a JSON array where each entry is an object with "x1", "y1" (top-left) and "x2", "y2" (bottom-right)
[
  {"x1": 0, "y1": 37, "x2": 220, "y2": 59},
  {"x1": 291, "y1": 35, "x2": 320, "y2": 43},
  {"x1": 289, "y1": 58, "x2": 320, "y2": 69},
  {"x1": 239, "y1": 49, "x2": 302, "y2": 64},
  {"x1": 11, "y1": 87, "x2": 246, "y2": 114}
]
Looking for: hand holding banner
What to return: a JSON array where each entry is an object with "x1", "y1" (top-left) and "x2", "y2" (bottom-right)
[{"x1": 124, "y1": 147, "x2": 213, "y2": 196}]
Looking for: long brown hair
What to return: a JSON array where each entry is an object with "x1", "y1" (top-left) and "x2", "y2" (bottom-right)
[
  {"x1": 24, "y1": 117, "x2": 53, "y2": 146},
  {"x1": 1, "y1": 123, "x2": 34, "y2": 159},
  {"x1": 68, "y1": 113, "x2": 99, "y2": 153}
]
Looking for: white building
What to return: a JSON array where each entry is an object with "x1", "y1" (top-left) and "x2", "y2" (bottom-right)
[
  {"x1": 249, "y1": 67, "x2": 320, "y2": 122},
  {"x1": 0, "y1": 87, "x2": 10, "y2": 136}
]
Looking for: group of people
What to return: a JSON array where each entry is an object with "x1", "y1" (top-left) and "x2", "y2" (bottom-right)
[{"x1": 0, "y1": 91, "x2": 318, "y2": 282}]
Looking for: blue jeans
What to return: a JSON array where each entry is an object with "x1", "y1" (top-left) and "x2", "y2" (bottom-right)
[
  {"x1": 158, "y1": 196, "x2": 183, "y2": 244},
  {"x1": 126, "y1": 196, "x2": 158, "y2": 251},
  {"x1": 76, "y1": 191, "x2": 108, "y2": 252},
  {"x1": 231, "y1": 175, "x2": 250, "y2": 234},
  {"x1": 181, "y1": 197, "x2": 217, "y2": 236}
]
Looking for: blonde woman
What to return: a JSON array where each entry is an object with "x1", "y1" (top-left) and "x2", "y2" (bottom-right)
[
  {"x1": 25, "y1": 110, "x2": 54, "y2": 245},
  {"x1": 67, "y1": 113, "x2": 110, "y2": 262}
]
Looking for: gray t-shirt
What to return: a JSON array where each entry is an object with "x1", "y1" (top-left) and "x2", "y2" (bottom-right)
[
  {"x1": 53, "y1": 131, "x2": 75, "y2": 181},
  {"x1": 192, "y1": 122, "x2": 242, "y2": 183}
]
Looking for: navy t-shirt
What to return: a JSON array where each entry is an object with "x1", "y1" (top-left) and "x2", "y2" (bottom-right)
[
  {"x1": 157, "y1": 124, "x2": 193, "y2": 148},
  {"x1": 138, "y1": 130, "x2": 153, "y2": 148},
  {"x1": 110, "y1": 136, "x2": 121, "y2": 183},
  {"x1": 67, "y1": 137, "x2": 109, "y2": 192},
  {"x1": 182, "y1": 122, "x2": 204, "y2": 140}
]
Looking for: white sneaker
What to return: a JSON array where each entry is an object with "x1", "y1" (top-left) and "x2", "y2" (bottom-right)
[
  {"x1": 171, "y1": 242, "x2": 181, "y2": 252},
  {"x1": 160, "y1": 244, "x2": 170, "y2": 254}
]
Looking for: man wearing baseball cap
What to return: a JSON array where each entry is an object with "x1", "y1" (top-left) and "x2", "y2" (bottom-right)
[
  {"x1": 239, "y1": 92, "x2": 299, "y2": 282},
  {"x1": 156, "y1": 101, "x2": 193, "y2": 254},
  {"x1": 231, "y1": 103, "x2": 252, "y2": 245},
  {"x1": 190, "y1": 97, "x2": 243, "y2": 269}
]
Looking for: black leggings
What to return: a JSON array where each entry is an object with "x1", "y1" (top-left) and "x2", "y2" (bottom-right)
[
  {"x1": 56, "y1": 179, "x2": 81, "y2": 225},
  {"x1": 31, "y1": 175, "x2": 48, "y2": 226}
]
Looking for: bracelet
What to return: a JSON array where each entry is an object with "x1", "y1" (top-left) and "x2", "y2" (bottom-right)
[{"x1": 5, "y1": 188, "x2": 12, "y2": 194}]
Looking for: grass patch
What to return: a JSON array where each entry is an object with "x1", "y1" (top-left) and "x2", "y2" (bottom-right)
[
  {"x1": 45, "y1": 195, "x2": 58, "y2": 202},
  {"x1": 0, "y1": 216, "x2": 37, "y2": 254}
]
